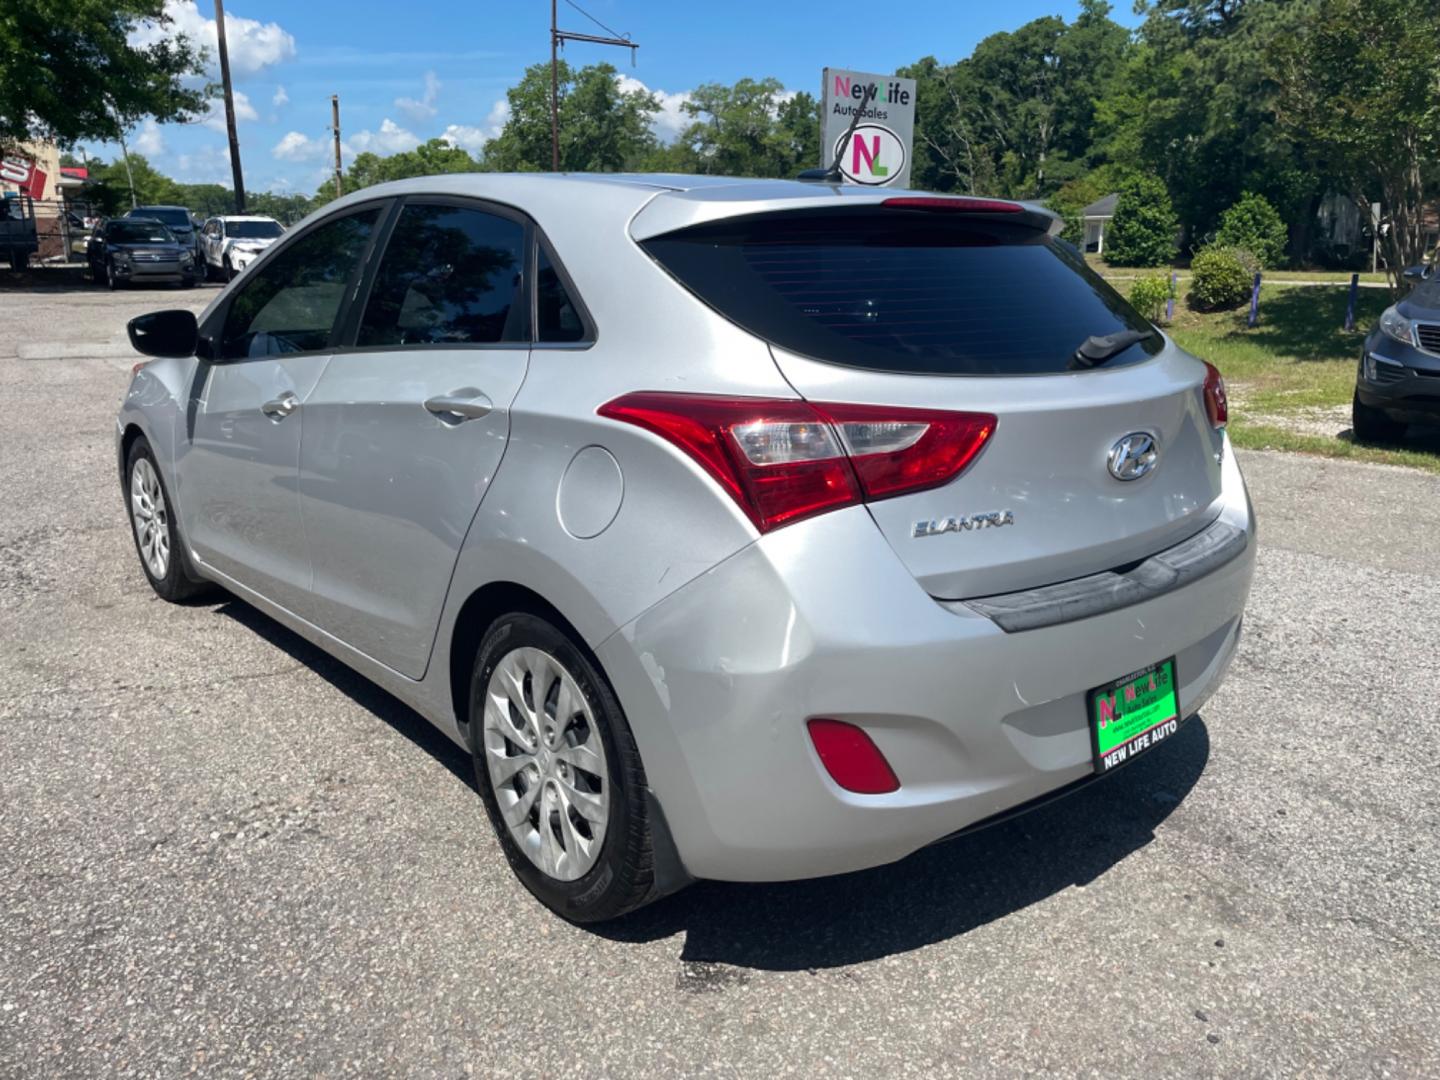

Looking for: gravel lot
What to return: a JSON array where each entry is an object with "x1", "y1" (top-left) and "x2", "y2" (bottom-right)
[{"x1": 2, "y1": 280, "x2": 1438, "y2": 1078}]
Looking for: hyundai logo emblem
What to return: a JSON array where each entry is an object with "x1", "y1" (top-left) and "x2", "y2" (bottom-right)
[{"x1": 1108, "y1": 432, "x2": 1159, "y2": 481}]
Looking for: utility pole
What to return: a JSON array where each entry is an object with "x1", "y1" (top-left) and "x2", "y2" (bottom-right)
[
  {"x1": 214, "y1": 0, "x2": 246, "y2": 212},
  {"x1": 331, "y1": 95, "x2": 343, "y2": 199},
  {"x1": 549, "y1": 0, "x2": 638, "y2": 171}
]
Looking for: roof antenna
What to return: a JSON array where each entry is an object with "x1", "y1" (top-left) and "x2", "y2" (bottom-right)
[{"x1": 797, "y1": 82, "x2": 876, "y2": 184}]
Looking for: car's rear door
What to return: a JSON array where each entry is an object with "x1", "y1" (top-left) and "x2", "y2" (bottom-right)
[
  {"x1": 296, "y1": 197, "x2": 531, "y2": 678},
  {"x1": 178, "y1": 204, "x2": 385, "y2": 612}
]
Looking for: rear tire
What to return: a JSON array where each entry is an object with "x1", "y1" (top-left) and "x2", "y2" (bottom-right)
[
  {"x1": 1352, "y1": 391, "x2": 1405, "y2": 444},
  {"x1": 9, "y1": 251, "x2": 28, "y2": 271},
  {"x1": 469, "y1": 613, "x2": 657, "y2": 922},
  {"x1": 124, "y1": 437, "x2": 215, "y2": 602}
]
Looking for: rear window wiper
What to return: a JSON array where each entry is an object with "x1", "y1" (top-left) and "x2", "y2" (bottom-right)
[{"x1": 1070, "y1": 328, "x2": 1152, "y2": 370}]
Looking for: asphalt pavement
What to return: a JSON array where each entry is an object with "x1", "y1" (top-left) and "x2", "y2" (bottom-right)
[{"x1": 1, "y1": 280, "x2": 1437, "y2": 1078}]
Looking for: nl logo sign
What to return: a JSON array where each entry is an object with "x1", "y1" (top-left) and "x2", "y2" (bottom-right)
[{"x1": 821, "y1": 67, "x2": 917, "y2": 189}]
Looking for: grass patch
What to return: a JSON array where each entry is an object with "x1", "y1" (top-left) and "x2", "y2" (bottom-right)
[{"x1": 1163, "y1": 284, "x2": 1440, "y2": 472}]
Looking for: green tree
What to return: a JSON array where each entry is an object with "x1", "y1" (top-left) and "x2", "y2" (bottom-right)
[
  {"x1": 319, "y1": 138, "x2": 481, "y2": 203},
  {"x1": 0, "y1": 1, "x2": 205, "y2": 154},
  {"x1": 484, "y1": 61, "x2": 659, "y2": 172},
  {"x1": 88, "y1": 153, "x2": 183, "y2": 207},
  {"x1": 1106, "y1": 173, "x2": 1178, "y2": 266},
  {"x1": 1213, "y1": 191, "x2": 1288, "y2": 267},
  {"x1": 1270, "y1": 0, "x2": 1440, "y2": 286},
  {"x1": 664, "y1": 78, "x2": 816, "y2": 178}
]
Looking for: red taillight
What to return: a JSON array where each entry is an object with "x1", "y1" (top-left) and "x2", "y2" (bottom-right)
[
  {"x1": 881, "y1": 196, "x2": 1022, "y2": 214},
  {"x1": 807, "y1": 718, "x2": 900, "y2": 794},
  {"x1": 597, "y1": 392, "x2": 996, "y2": 533},
  {"x1": 1203, "y1": 362, "x2": 1228, "y2": 429},
  {"x1": 815, "y1": 402, "x2": 995, "y2": 499}
]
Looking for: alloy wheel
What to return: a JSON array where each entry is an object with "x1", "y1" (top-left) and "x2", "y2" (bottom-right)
[
  {"x1": 129, "y1": 458, "x2": 170, "y2": 579},
  {"x1": 482, "y1": 646, "x2": 610, "y2": 882}
]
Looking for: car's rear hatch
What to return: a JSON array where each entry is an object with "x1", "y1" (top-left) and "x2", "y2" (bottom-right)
[{"x1": 636, "y1": 193, "x2": 1226, "y2": 600}]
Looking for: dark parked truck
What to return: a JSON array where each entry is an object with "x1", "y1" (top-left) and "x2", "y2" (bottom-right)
[{"x1": 0, "y1": 194, "x2": 39, "y2": 270}]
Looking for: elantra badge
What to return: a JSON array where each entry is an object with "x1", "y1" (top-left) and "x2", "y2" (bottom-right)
[
  {"x1": 913, "y1": 509, "x2": 1015, "y2": 538},
  {"x1": 1107, "y1": 432, "x2": 1159, "y2": 481}
]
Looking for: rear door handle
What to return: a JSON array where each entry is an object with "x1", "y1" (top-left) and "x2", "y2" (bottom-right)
[
  {"x1": 261, "y1": 392, "x2": 298, "y2": 420},
  {"x1": 424, "y1": 389, "x2": 493, "y2": 422}
]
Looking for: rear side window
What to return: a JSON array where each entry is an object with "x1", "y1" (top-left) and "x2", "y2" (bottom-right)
[
  {"x1": 536, "y1": 244, "x2": 587, "y2": 343},
  {"x1": 358, "y1": 203, "x2": 525, "y2": 347},
  {"x1": 643, "y1": 210, "x2": 1162, "y2": 376},
  {"x1": 220, "y1": 208, "x2": 380, "y2": 359}
]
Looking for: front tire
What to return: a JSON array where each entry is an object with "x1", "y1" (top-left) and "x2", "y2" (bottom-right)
[
  {"x1": 105, "y1": 258, "x2": 119, "y2": 290},
  {"x1": 1352, "y1": 391, "x2": 1405, "y2": 444},
  {"x1": 124, "y1": 438, "x2": 213, "y2": 602},
  {"x1": 470, "y1": 613, "x2": 657, "y2": 922},
  {"x1": 223, "y1": 256, "x2": 234, "y2": 282}
]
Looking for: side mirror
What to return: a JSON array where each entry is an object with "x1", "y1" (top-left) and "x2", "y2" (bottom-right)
[
  {"x1": 1402, "y1": 265, "x2": 1431, "y2": 281},
  {"x1": 128, "y1": 309, "x2": 199, "y2": 359}
]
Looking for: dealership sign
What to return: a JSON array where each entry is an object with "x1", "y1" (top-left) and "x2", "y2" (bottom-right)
[{"x1": 821, "y1": 67, "x2": 916, "y2": 188}]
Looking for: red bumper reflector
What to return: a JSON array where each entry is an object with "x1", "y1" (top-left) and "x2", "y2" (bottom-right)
[{"x1": 807, "y1": 718, "x2": 900, "y2": 795}]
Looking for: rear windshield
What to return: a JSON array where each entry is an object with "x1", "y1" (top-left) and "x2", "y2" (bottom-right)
[{"x1": 643, "y1": 210, "x2": 1163, "y2": 376}]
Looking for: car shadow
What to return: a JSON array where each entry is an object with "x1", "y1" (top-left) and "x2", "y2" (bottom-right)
[
  {"x1": 597, "y1": 719, "x2": 1210, "y2": 970},
  {"x1": 210, "y1": 593, "x2": 1209, "y2": 971},
  {"x1": 213, "y1": 597, "x2": 477, "y2": 792}
]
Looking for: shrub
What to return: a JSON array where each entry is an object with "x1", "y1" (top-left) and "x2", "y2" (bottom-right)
[
  {"x1": 1190, "y1": 246, "x2": 1258, "y2": 310},
  {"x1": 1105, "y1": 173, "x2": 1178, "y2": 267},
  {"x1": 1128, "y1": 274, "x2": 1172, "y2": 323},
  {"x1": 1214, "y1": 192, "x2": 1288, "y2": 269}
]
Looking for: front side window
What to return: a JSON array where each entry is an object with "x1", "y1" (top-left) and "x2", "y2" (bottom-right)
[
  {"x1": 220, "y1": 208, "x2": 380, "y2": 360},
  {"x1": 358, "y1": 203, "x2": 525, "y2": 347}
]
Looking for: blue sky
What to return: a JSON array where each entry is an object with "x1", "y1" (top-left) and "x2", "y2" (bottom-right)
[{"x1": 99, "y1": 0, "x2": 1142, "y2": 195}]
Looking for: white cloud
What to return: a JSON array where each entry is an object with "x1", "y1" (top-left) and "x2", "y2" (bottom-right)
[
  {"x1": 272, "y1": 130, "x2": 327, "y2": 162},
  {"x1": 272, "y1": 84, "x2": 289, "y2": 108},
  {"x1": 199, "y1": 90, "x2": 258, "y2": 132},
  {"x1": 439, "y1": 125, "x2": 487, "y2": 155},
  {"x1": 175, "y1": 143, "x2": 233, "y2": 184},
  {"x1": 343, "y1": 118, "x2": 421, "y2": 158},
  {"x1": 133, "y1": 120, "x2": 166, "y2": 156},
  {"x1": 439, "y1": 97, "x2": 509, "y2": 154},
  {"x1": 395, "y1": 71, "x2": 441, "y2": 125},
  {"x1": 615, "y1": 75, "x2": 692, "y2": 142},
  {"x1": 132, "y1": 1, "x2": 296, "y2": 79}
]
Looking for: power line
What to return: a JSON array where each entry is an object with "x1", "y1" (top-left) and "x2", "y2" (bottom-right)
[{"x1": 561, "y1": 0, "x2": 630, "y2": 44}]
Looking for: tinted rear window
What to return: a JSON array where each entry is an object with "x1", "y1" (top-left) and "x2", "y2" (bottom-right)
[{"x1": 643, "y1": 210, "x2": 1162, "y2": 376}]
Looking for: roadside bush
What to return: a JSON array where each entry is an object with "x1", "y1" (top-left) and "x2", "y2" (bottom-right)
[
  {"x1": 1190, "y1": 246, "x2": 1258, "y2": 310},
  {"x1": 1214, "y1": 192, "x2": 1288, "y2": 269},
  {"x1": 1128, "y1": 274, "x2": 1171, "y2": 323},
  {"x1": 1105, "y1": 173, "x2": 1178, "y2": 267}
]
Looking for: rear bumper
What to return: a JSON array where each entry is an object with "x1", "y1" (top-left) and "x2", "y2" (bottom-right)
[{"x1": 598, "y1": 436, "x2": 1255, "y2": 882}]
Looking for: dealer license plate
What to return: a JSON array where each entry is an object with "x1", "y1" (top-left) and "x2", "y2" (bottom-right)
[{"x1": 1088, "y1": 658, "x2": 1180, "y2": 774}]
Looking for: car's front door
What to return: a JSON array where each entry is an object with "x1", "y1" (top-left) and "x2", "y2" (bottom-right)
[
  {"x1": 177, "y1": 205, "x2": 384, "y2": 612},
  {"x1": 297, "y1": 198, "x2": 531, "y2": 678}
]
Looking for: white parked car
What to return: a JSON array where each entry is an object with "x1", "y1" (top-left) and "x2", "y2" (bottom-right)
[{"x1": 198, "y1": 215, "x2": 284, "y2": 281}]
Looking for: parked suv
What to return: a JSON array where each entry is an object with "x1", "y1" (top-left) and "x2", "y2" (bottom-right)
[
  {"x1": 87, "y1": 217, "x2": 201, "y2": 289},
  {"x1": 117, "y1": 175, "x2": 1255, "y2": 922},
  {"x1": 199, "y1": 214, "x2": 284, "y2": 280},
  {"x1": 1354, "y1": 264, "x2": 1440, "y2": 441},
  {"x1": 126, "y1": 205, "x2": 199, "y2": 255}
]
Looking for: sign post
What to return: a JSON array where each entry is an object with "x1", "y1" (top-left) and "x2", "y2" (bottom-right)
[{"x1": 821, "y1": 68, "x2": 917, "y2": 188}]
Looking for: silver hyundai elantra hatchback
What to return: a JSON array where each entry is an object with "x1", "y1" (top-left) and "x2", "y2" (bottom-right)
[{"x1": 118, "y1": 174, "x2": 1255, "y2": 921}]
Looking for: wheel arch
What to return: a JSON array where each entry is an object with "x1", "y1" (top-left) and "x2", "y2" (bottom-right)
[{"x1": 447, "y1": 581, "x2": 592, "y2": 744}]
